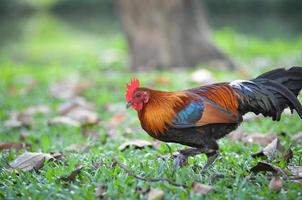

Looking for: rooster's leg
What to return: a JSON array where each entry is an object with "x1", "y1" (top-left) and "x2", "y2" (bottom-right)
[
  {"x1": 202, "y1": 139, "x2": 219, "y2": 170},
  {"x1": 174, "y1": 147, "x2": 217, "y2": 168},
  {"x1": 174, "y1": 148, "x2": 202, "y2": 167},
  {"x1": 203, "y1": 150, "x2": 219, "y2": 171},
  {"x1": 174, "y1": 140, "x2": 219, "y2": 169}
]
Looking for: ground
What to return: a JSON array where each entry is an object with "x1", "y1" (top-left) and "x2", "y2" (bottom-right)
[{"x1": 0, "y1": 13, "x2": 302, "y2": 199}]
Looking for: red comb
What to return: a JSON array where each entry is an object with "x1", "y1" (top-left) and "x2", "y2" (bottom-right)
[{"x1": 125, "y1": 78, "x2": 140, "y2": 101}]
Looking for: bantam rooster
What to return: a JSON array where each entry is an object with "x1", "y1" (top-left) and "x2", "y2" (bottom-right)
[{"x1": 126, "y1": 67, "x2": 302, "y2": 168}]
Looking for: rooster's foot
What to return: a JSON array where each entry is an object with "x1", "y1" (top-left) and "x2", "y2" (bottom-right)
[{"x1": 173, "y1": 148, "x2": 217, "y2": 168}]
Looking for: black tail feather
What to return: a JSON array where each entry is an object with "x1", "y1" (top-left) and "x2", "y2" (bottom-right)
[{"x1": 230, "y1": 67, "x2": 302, "y2": 120}]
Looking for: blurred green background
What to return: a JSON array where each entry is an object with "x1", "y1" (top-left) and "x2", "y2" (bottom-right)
[
  {"x1": 1, "y1": 1, "x2": 302, "y2": 199},
  {"x1": 1, "y1": 0, "x2": 302, "y2": 70}
]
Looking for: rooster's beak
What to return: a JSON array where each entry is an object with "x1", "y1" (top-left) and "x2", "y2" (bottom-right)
[{"x1": 126, "y1": 101, "x2": 133, "y2": 109}]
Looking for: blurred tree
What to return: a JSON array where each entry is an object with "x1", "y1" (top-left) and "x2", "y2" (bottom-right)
[{"x1": 117, "y1": 0, "x2": 234, "y2": 70}]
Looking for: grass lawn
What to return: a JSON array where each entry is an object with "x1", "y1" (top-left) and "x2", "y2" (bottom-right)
[{"x1": 0, "y1": 13, "x2": 302, "y2": 199}]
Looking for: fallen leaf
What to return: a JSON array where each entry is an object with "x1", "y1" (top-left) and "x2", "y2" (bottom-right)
[
  {"x1": 288, "y1": 165, "x2": 302, "y2": 178},
  {"x1": 242, "y1": 133, "x2": 277, "y2": 146},
  {"x1": 190, "y1": 69, "x2": 214, "y2": 84},
  {"x1": 4, "y1": 111, "x2": 32, "y2": 128},
  {"x1": 119, "y1": 139, "x2": 154, "y2": 151},
  {"x1": 64, "y1": 144, "x2": 90, "y2": 152},
  {"x1": 6, "y1": 152, "x2": 55, "y2": 171},
  {"x1": 49, "y1": 77, "x2": 91, "y2": 99},
  {"x1": 60, "y1": 165, "x2": 83, "y2": 182},
  {"x1": 95, "y1": 185, "x2": 107, "y2": 198},
  {"x1": 24, "y1": 105, "x2": 50, "y2": 115},
  {"x1": 249, "y1": 161, "x2": 287, "y2": 177},
  {"x1": 51, "y1": 152, "x2": 64, "y2": 160},
  {"x1": 192, "y1": 182, "x2": 213, "y2": 195},
  {"x1": 48, "y1": 116, "x2": 80, "y2": 127},
  {"x1": 0, "y1": 143, "x2": 31, "y2": 151},
  {"x1": 64, "y1": 107, "x2": 99, "y2": 125},
  {"x1": 147, "y1": 188, "x2": 164, "y2": 200},
  {"x1": 56, "y1": 97, "x2": 99, "y2": 126},
  {"x1": 57, "y1": 97, "x2": 94, "y2": 115},
  {"x1": 227, "y1": 127, "x2": 245, "y2": 141},
  {"x1": 252, "y1": 138, "x2": 284, "y2": 158},
  {"x1": 292, "y1": 132, "x2": 302, "y2": 142},
  {"x1": 269, "y1": 176, "x2": 283, "y2": 192},
  {"x1": 282, "y1": 146, "x2": 293, "y2": 165}
]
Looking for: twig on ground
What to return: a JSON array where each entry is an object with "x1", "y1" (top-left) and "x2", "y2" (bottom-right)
[{"x1": 112, "y1": 158, "x2": 188, "y2": 188}]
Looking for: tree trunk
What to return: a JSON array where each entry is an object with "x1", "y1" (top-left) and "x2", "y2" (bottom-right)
[{"x1": 117, "y1": 0, "x2": 234, "y2": 70}]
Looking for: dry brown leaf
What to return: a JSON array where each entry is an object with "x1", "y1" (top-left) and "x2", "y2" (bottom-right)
[
  {"x1": 4, "y1": 111, "x2": 32, "y2": 128},
  {"x1": 269, "y1": 176, "x2": 283, "y2": 192},
  {"x1": 60, "y1": 165, "x2": 83, "y2": 182},
  {"x1": 252, "y1": 138, "x2": 284, "y2": 158},
  {"x1": 57, "y1": 97, "x2": 94, "y2": 115},
  {"x1": 288, "y1": 165, "x2": 302, "y2": 184},
  {"x1": 49, "y1": 78, "x2": 91, "y2": 99},
  {"x1": 190, "y1": 69, "x2": 214, "y2": 84},
  {"x1": 64, "y1": 144, "x2": 90, "y2": 152},
  {"x1": 288, "y1": 166, "x2": 302, "y2": 178},
  {"x1": 64, "y1": 107, "x2": 99, "y2": 125},
  {"x1": 95, "y1": 185, "x2": 107, "y2": 198},
  {"x1": 6, "y1": 152, "x2": 56, "y2": 171},
  {"x1": 48, "y1": 116, "x2": 80, "y2": 127},
  {"x1": 227, "y1": 127, "x2": 245, "y2": 141},
  {"x1": 292, "y1": 132, "x2": 302, "y2": 142},
  {"x1": 147, "y1": 188, "x2": 164, "y2": 200},
  {"x1": 119, "y1": 139, "x2": 154, "y2": 151},
  {"x1": 24, "y1": 105, "x2": 50, "y2": 115},
  {"x1": 249, "y1": 161, "x2": 287, "y2": 177},
  {"x1": 0, "y1": 143, "x2": 31, "y2": 151},
  {"x1": 56, "y1": 97, "x2": 99, "y2": 126},
  {"x1": 281, "y1": 146, "x2": 293, "y2": 165},
  {"x1": 242, "y1": 133, "x2": 277, "y2": 146},
  {"x1": 192, "y1": 182, "x2": 213, "y2": 195}
]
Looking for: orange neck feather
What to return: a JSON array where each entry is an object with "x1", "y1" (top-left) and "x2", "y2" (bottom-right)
[{"x1": 138, "y1": 89, "x2": 188, "y2": 137}]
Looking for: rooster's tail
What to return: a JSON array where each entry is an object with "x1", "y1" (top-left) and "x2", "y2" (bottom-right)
[{"x1": 230, "y1": 66, "x2": 302, "y2": 120}]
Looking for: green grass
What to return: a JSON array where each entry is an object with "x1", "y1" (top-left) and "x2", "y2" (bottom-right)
[{"x1": 0, "y1": 12, "x2": 302, "y2": 199}]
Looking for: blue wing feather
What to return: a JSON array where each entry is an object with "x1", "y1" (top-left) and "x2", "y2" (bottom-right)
[{"x1": 172, "y1": 99, "x2": 204, "y2": 127}]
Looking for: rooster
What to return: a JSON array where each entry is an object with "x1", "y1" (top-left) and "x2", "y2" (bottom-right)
[{"x1": 126, "y1": 67, "x2": 302, "y2": 168}]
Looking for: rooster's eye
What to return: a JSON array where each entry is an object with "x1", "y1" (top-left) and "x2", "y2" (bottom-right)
[{"x1": 136, "y1": 94, "x2": 141, "y2": 98}]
